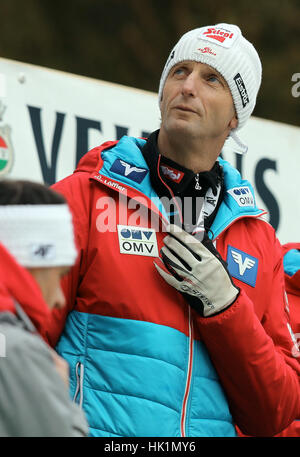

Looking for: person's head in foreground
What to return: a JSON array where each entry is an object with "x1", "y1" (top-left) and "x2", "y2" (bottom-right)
[{"x1": 0, "y1": 180, "x2": 77, "y2": 309}]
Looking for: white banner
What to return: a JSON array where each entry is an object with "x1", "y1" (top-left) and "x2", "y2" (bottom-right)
[{"x1": 0, "y1": 57, "x2": 299, "y2": 244}]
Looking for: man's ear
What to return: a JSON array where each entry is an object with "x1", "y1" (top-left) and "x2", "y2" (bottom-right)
[{"x1": 229, "y1": 115, "x2": 238, "y2": 130}]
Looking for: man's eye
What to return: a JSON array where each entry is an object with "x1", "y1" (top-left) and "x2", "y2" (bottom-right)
[
  {"x1": 207, "y1": 75, "x2": 220, "y2": 83},
  {"x1": 173, "y1": 67, "x2": 185, "y2": 76}
]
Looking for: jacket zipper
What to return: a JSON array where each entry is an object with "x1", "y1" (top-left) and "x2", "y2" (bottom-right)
[
  {"x1": 156, "y1": 156, "x2": 195, "y2": 437},
  {"x1": 73, "y1": 362, "x2": 84, "y2": 409},
  {"x1": 180, "y1": 306, "x2": 194, "y2": 437}
]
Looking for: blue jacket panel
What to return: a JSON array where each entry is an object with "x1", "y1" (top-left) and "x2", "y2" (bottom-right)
[{"x1": 57, "y1": 311, "x2": 236, "y2": 437}]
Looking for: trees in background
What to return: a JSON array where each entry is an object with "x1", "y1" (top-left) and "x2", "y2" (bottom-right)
[{"x1": 0, "y1": 0, "x2": 299, "y2": 127}]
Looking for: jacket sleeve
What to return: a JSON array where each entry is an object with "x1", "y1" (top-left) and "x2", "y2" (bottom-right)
[
  {"x1": 0, "y1": 324, "x2": 88, "y2": 437},
  {"x1": 197, "y1": 232, "x2": 300, "y2": 437},
  {"x1": 42, "y1": 173, "x2": 90, "y2": 347}
]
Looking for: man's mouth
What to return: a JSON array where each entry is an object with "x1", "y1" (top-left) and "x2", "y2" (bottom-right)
[{"x1": 173, "y1": 105, "x2": 197, "y2": 114}]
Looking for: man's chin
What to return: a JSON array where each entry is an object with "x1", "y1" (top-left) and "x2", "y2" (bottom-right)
[{"x1": 164, "y1": 119, "x2": 198, "y2": 137}]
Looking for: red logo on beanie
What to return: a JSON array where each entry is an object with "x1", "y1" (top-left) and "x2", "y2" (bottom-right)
[
  {"x1": 198, "y1": 26, "x2": 238, "y2": 48},
  {"x1": 198, "y1": 47, "x2": 216, "y2": 56},
  {"x1": 203, "y1": 27, "x2": 234, "y2": 43}
]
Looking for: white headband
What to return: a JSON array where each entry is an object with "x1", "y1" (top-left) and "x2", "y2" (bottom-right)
[{"x1": 0, "y1": 204, "x2": 77, "y2": 267}]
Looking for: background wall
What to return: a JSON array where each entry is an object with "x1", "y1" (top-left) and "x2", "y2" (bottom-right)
[{"x1": 0, "y1": 0, "x2": 299, "y2": 127}]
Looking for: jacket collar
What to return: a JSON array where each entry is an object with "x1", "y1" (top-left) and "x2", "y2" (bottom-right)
[{"x1": 93, "y1": 135, "x2": 266, "y2": 238}]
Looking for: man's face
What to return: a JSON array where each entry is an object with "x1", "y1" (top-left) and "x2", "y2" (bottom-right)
[
  {"x1": 28, "y1": 266, "x2": 70, "y2": 310},
  {"x1": 160, "y1": 61, "x2": 237, "y2": 142}
]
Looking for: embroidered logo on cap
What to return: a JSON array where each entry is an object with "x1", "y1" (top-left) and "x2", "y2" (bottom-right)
[
  {"x1": 199, "y1": 26, "x2": 239, "y2": 48},
  {"x1": 110, "y1": 159, "x2": 148, "y2": 184},
  {"x1": 234, "y1": 73, "x2": 250, "y2": 107},
  {"x1": 160, "y1": 164, "x2": 184, "y2": 183},
  {"x1": 29, "y1": 243, "x2": 56, "y2": 260},
  {"x1": 197, "y1": 47, "x2": 216, "y2": 56},
  {"x1": 227, "y1": 246, "x2": 258, "y2": 287},
  {"x1": 166, "y1": 49, "x2": 175, "y2": 67}
]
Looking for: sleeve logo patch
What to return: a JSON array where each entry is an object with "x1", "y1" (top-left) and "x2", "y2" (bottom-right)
[
  {"x1": 227, "y1": 186, "x2": 255, "y2": 208},
  {"x1": 227, "y1": 245, "x2": 258, "y2": 287}
]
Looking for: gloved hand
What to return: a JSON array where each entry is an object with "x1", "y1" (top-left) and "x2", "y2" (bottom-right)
[{"x1": 154, "y1": 224, "x2": 239, "y2": 317}]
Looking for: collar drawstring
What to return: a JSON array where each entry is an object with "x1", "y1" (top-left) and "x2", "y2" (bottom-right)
[{"x1": 229, "y1": 131, "x2": 248, "y2": 155}]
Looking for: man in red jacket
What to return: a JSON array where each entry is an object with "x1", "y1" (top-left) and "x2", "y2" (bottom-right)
[{"x1": 46, "y1": 23, "x2": 300, "y2": 437}]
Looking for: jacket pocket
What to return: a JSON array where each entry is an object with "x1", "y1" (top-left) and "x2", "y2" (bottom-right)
[{"x1": 73, "y1": 362, "x2": 85, "y2": 409}]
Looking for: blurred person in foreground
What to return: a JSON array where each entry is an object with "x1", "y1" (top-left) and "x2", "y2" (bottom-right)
[
  {"x1": 282, "y1": 243, "x2": 300, "y2": 337},
  {"x1": 46, "y1": 23, "x2": 300, "y2": 436},
  {"x1": 272, "y1": 243, "x2": 300, "y2": 436},
  {"x1": 0, "y1": 180, "x2": 88, "y2": 437}
]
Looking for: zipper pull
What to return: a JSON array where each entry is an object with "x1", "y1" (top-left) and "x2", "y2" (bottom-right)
[
  {"x1": 195, "y1": 173, "x2": 202, "y2": 191},
  {"x1": 73, "y1": 362, "x2": 84, "y2": 408}
]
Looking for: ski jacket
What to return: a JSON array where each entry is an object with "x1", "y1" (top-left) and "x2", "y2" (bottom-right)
[
  {"x1": 0, "y1": 243, "x2": 88, "y2": 437},
  {"x1": 45, "y1": 136, "x2": 300, "y2": 437}
]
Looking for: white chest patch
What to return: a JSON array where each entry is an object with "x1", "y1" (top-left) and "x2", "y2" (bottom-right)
[{"x1": 117, "y1": 225, "x2": 159, "y2": 257}]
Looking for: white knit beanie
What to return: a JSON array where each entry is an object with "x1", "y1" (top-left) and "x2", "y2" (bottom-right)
[
  {"x1": 0, "y1": 204, "x2": 77, "y2": 267},
  {"x1": 158, "y1": 23, "x2": 262, "y2": 153}
]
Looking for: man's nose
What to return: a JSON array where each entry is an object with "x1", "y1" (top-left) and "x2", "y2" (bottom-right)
[{"x1": 181, "y1": 71, "x2": 198, "y2": 97}]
